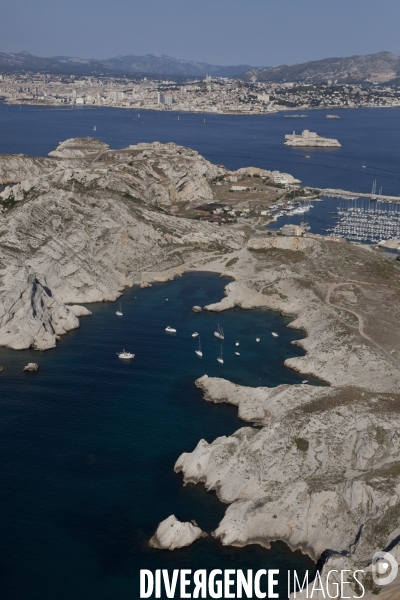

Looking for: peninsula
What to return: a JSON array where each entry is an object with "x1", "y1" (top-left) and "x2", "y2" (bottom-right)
[
  {"x1": 2, "y1": 138, "x2": 400, "y2": 598},
  {"x1": 284, "y1": 129, "x2": 341, "y2": 147}
]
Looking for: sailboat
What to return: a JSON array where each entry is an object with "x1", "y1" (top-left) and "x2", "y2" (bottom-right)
[
  {"x1": 217, "y1": 345, "x2": 224, "y2": 364},
  {"x1": 195, "y1": 336, "x2": 203, "y2": 358},
  {"x1": 214, "y1": 324, "x2": 224, "y2": 340},
  {"x1": 93, "y1": 125, "x2": 96, "y2": 131},
  {"x1": 371, "y1": 179, "x2": 377, "y2": 201},
  {"x1": 116, "y1": 302, "x2": 123, "y2": 316}
]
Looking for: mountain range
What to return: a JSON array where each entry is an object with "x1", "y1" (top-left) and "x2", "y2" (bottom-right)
[
  {"x1": 1, "y1": 50, "x2": 400, "y2": 84},
  {"x1": 0, "y1": 51, "x2": 257, "y2": 78},
  {"x1": 238, "y1": 51, "x2": 400, "y2": 84}
]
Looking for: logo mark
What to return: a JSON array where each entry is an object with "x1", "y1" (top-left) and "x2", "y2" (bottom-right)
[{"x1": 372, "y1": 551, "x2": 398, "y2": 586}]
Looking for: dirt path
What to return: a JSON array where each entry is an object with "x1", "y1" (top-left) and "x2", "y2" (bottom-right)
[{"x1": 325, "y1": 282, "x2": 400, "y2": 369}]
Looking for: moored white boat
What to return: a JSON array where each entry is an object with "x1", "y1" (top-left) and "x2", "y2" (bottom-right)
[
  {"x1": 195, "y1": 335, "x2": 203, "y2": 358},
  {"x1": 165, "y1": 326, "x2": 176, "y2": 333},
  {"x1": 256, "y1": 338, "x2": 260, "y2": 342},
  {"x1": 235, "y1": 351, "x2": 240, "y2": 356},
  {"x1": 214, "y1": 324, "x2": 224, "y2": 340},
  {"x1": 272, "y1": 332, "x2": 278, "y2": 337},
  {"x1": 117, "y1": 350, "x2": 135, "y2": 359},
  {"x1": 217, "y1": 345, "x2": 224, "y2": 364}
]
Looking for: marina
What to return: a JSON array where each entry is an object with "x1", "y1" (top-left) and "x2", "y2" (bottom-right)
[
  {"x1": 267, "y1": 195, "x2": 400, "y2": 249},
  {"x1": 327, "y1": 204, "x2": 400, "y2": 244}
]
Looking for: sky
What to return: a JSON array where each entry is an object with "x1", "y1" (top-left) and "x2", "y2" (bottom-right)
[{"x1": 2, "y1": 0, "x2": 400, "y2": 66}]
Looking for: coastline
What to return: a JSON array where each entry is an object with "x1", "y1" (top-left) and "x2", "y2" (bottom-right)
[
  {"x1": 3, "y1": 97, "x2": 400, "y2": 116},
  {"x1": 146, "y1": 236, "x2": 400, "y2": 598},
  {"x1": 2, "y1": 138, "x2": 400, "y2": 597}
]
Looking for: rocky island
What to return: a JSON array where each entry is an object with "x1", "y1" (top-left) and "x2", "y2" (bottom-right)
[
  {"x1": 285, "y1": 129, "x2": 341, "y2": 147},
  {"x1": 2, "y1": 138, "x2": 400, "y2": 597}
]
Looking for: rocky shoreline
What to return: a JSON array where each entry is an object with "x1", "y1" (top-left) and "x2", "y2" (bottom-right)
[{"x1": 2, "y1": 138, "x2": 400, "y2": 597}]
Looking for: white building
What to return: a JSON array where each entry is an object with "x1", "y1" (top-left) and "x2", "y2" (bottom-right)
[{"x1": 231, "y1": 185, "x2": 250, "y2": 191}]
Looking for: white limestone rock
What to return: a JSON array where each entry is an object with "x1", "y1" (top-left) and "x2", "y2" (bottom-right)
[
  {"x1": 23, "y1": 363, "x2": 38, "y2": 372},
  {"x1": 67, "y1": 305, "x2": 92, "y2": 317},
  {"x1": 149, "y1": 515, "x2": 204, "y2": 550},
  {"x1": 0, "y1": 138, "x2": 242, "y2": 350}
]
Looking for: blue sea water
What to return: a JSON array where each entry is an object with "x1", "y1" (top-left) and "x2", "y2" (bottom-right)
[
  {"x1": 0, "y1": 103, "x2": 400, "y2": 196},
  {"x1": 0, "y1": 273, "x2": 318, "y2": 599}
]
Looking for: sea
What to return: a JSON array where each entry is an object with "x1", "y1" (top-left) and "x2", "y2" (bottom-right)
[{"x1": 0, "y1": 103, "x2": 398, "y2": 599}]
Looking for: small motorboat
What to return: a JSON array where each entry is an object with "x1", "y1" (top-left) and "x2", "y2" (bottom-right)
[
  {"x1": 117, "y1": 350, "x2": 135, "y2": 359},
  {"x1": 192, "y1": 332, "x2": 199, "y2": 338},
  {"x1": 302, "y1": 380, "x2": 309, "y2": 384},
  {"x1": 272, "y1": 332, "x2": 279, "y2": 337},
  {"x1": 235, "y1": 341, "x2": 239, "y2": 346},
  {"x1": 256, "y1": 338, "x2": 260, "y2": 343},
  {"x1": 214, "y1": 324, "x2": 224, "y2": 340},
  {"x1": 116, "y1": 301, "x2": 123, "y2": 316},
  {"x1": 235, "y1": 351, "x2": 240, "y2": 356},
  {"x1": 165, "y1": 326, "x2": 176, "y2": 333}
]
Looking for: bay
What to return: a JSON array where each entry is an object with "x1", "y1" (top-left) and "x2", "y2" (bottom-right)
[{"x1": 0, "y1": 273, "x2": 318, "y2": 599}]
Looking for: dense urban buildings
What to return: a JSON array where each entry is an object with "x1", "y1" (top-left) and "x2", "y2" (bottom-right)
[{"x1": 1, "y1": 71, "x2": 400, "y2": 114}]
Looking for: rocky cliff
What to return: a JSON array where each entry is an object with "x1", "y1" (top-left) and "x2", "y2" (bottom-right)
[
  {"x1": 0, "y1": 138, "x2": 241, "y2": 350},
  {"x1": 172, "y1": 235, "x2": 400, "y2": 597}
]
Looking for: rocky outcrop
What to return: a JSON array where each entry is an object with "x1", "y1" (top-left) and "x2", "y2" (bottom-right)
[
  {"x1": 195, "y1": 375, "x2": 325, "y2": 425},
  {"x1": 176, "y1": 383, "x2": 400, "y2": 596},
  {"x1": 285, "y1": 131, "x2": 341, "y2": 147},
  {"x1": 0, "y1": 138, "x2": 242, "y2": 350},
  {"x1": 171, "y1": 238, "x2": 400, "y2": 595},
  {"x1": 67, "y1": 305, "x2": 92, "y2": 317},
  {"x1": 23, "y1": 363, "x2": 38, "y2": 371},
  {"x1": 0, "y1": 155, "x2": 54, "y2": 185},
  {"x1": 149, "y1": 515, "x2": 205, "y2": 550},
  {"x1": 248, "y1": 235, "x2": 319, "y2": 252}
]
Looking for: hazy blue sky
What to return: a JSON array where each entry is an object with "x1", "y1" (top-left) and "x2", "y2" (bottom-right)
[{"x1": 2, "y1": 0, "x2": 400, "y2": 65}]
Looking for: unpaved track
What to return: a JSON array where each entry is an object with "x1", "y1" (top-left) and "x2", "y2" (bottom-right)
[{"x1": 325, "y1": 282, "x2": 400, "y2": 370}]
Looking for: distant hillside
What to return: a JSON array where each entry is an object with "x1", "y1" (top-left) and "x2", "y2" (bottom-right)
[
  {"x1": 102, "y1": 53, "x2": 256, "y2": 78},
  {"x1": 0, "y1": 51, "x2": 115, "y2": 75},
  {"x1": 0, "y1": 51, "x2": 259, "y2": 78},
  {"x1": 239, "y1": 52, "x2": 400, "y2": 84}
]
